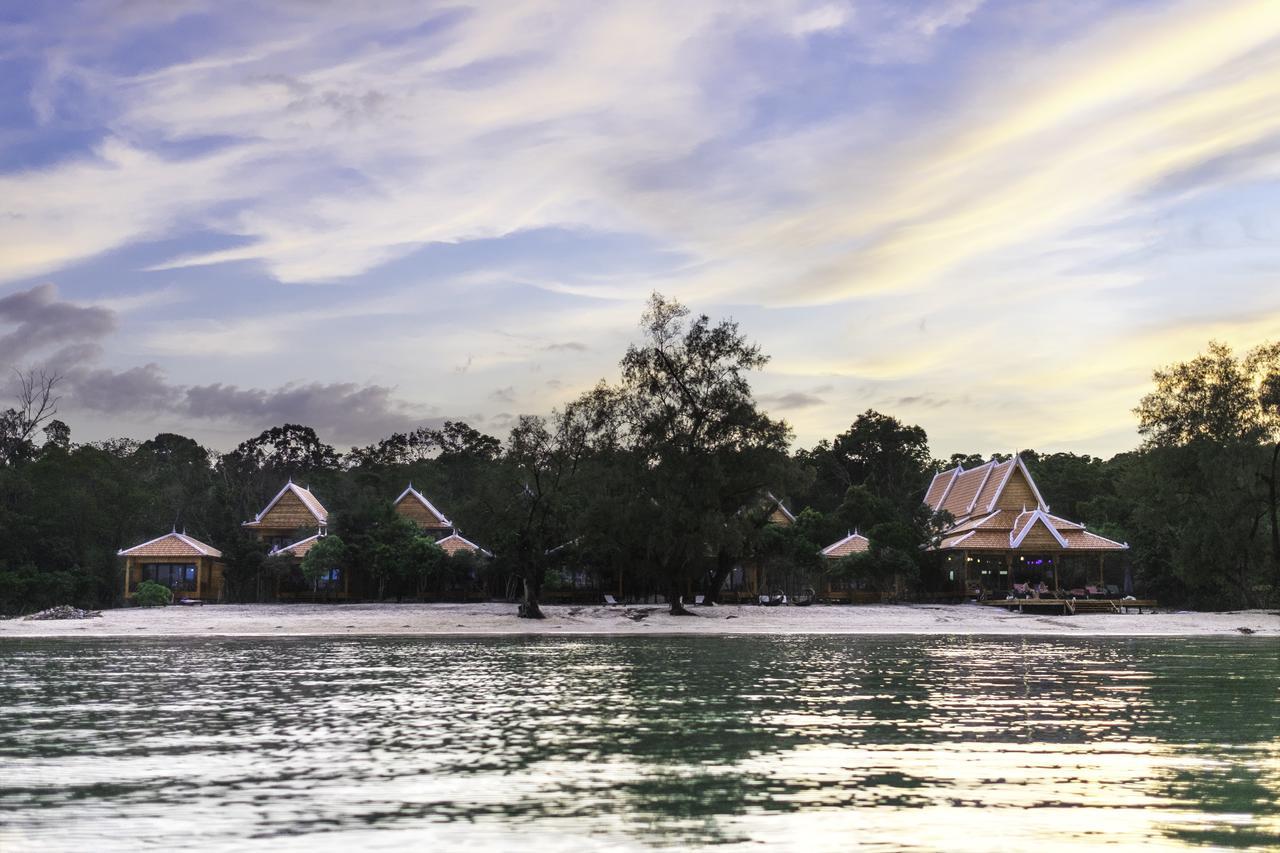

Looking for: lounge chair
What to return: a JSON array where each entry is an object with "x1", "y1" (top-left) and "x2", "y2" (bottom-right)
[
  {"x1": 1012, "y1": 582, "x2": 1030, "y2": 599},
  {"x1": 1105, "y1": 585, "x2": 1121, "y2": 598},
  {"x1": 1068, "y1": 587, "x2": 1087, "y2": 599},
  {"x1": 694, "y1": 595, "x2": 705, "y2": 605},
  {"x1": 603, "y1": 594, "x2": 620, "y2": 606},
  {"x1": 1085, "y1": 585, "x2": 1102, "y2": 598}
]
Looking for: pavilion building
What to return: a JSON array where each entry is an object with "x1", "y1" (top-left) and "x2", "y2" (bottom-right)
[
  {"x1": 119, "y1": 531, "x2": 225, "y2": 602},
  {"x1": 244, "y1": 481, "x2": 340, "y2": 599},
  {"x1": 393, "y1": 484, "x2": 492, "y2": 557},
  {"x1": 924, "y1": 454, "x2": 1128, "y2": 596}
]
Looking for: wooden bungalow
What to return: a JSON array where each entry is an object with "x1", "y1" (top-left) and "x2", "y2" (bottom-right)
[
  {"x1": 119, "y1": 531, "x2": 225, "y2": 602},
  {"x1": 924, "y1": 454, "x2": 1128, "y2": 598},
  {"x1": 244, "y1": 481, "x2": 334, "y2": 599},
  {"x1": 242, "y1": 480, "x2": 328, "y2": 549},
  {"x1": 818, "y1": 531, "x2": 888, "y2": 602}
]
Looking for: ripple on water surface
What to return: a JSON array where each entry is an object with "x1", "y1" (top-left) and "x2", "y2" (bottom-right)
[{"x1": 0, "y1": 635, "x2": 1277, "y2": 851}]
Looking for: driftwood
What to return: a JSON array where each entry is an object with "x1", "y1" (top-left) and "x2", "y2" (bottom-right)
[{"x1": 23, "y1": 605, "x2": 103, "y2": 621}]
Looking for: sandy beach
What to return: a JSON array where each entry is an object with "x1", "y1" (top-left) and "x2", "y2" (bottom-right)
[{"x1": 1, "y1": 601, "x2": 1276, "y2": 639}]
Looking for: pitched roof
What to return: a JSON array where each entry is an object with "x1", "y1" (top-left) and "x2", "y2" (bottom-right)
[
  {"x1": 393, "y1": 484, "x2": 452, "y2": 526},
  {"x1": 268, "y1": 533, "x2": 323, "y2": 559},
  {"x1": 820, "y1": 531, "x2": 871, "y2": 558},
  {"x1": 437, "y1": 532, "x2": 493, "y2": 558},
  {"x1": 766, "y1": 492, "x2": 797, "y2": 524},
  {"x1": 243, "y1": 480, "x2": 328, "y2": 527},
  {"x1": 926, "y1": 454, "x2": 1127, "y2": 552},
  {"x1": 119, "y1": 531, "x2": 222, "y2": 558}
]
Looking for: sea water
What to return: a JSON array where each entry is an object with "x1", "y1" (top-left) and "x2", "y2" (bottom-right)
[{"x1": 0, "y1": 635, "x2": 1276, "y2": 851}]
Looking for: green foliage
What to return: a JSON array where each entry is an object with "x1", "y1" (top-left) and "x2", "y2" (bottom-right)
[
  {"x1": 133, "y1": 580, "x2": 173, "y2": 607},
  {"x1": 300, "y1": 534, "x2": 346, "y2": 587}
]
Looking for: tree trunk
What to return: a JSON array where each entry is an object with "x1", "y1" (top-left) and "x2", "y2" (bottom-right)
[
  {"x1": 668, "y1": 579, "x2": 695, "y2": 616},
  {"x1": 703, "y1": 549, "x2": 734, "y2": 605},
  {"x1": 1269, "y1": 441, "x2": 1280, "y2": 591},
  {"x1": 518, "y1": 575, "x2": 545, "y2": 619}
]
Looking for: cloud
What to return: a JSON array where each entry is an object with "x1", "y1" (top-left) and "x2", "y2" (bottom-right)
[
  {"x1": 0, "y1": 282, "x2": 429, "y2": 443},
  {"x1": 0, "y1": 283, "x2": 114, "y2": 363},
  {"x1": 488, "y1": 386, "x2": 517, "y2": 403},
  {"x1": 543, "y1": 341, "x2": 588, "y2": 352},
  {"x1": 760, "y1": 390, "x2": 826, "y2": 410}
]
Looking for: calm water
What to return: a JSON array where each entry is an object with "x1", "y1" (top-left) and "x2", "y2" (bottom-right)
[{"x1": 0, "y1": 636, "x2": 1277, "y2": 851}]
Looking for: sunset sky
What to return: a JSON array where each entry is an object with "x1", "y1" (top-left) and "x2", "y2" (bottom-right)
[{"x1": 2, "y1": 0, "x2": 1278, "y2": 457}]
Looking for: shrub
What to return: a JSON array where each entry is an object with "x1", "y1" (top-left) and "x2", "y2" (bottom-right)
[{"x1": 134, "y1": 580, "x2": 173, "y2": 607}]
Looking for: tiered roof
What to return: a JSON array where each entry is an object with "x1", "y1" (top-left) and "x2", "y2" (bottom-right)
[
  {"x1": 765, "y1": 492, "x2": 796, "y2": 526},
  {"x1": 119, "y1": 531, "x2": 222, "y2": 558},
  {"x1": 820, "y1": 530, "x2": 871, "y2": 559},
  {"x1": 243, "y1": 481, "x2": 328, "y2": 529},
  {"x1": 926, "y1": 454, "x2": 1126, "y2": 552}
]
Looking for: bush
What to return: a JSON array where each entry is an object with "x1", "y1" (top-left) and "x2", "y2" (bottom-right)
[{"x1": 134, "y1": 580, "x2": 173, "y2": 607}]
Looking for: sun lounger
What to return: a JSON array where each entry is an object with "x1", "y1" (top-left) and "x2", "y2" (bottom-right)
[
  {"x1": 1068, "y1": 587, "x2": 1087, "y2": 599},
  {"x1": 1012, "y1": 583, "x2": 1030, "y2": 599},
  {"x1": 694, "y1": 595, "x2": 705, "y2": 605},
  {"x1": 603, "y1": 594, "x2": 619, "y2": 606}
]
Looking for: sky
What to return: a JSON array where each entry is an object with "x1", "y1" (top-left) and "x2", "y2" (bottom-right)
[{"x1": 2, "y1": 0, "x2": 1279, "y2": 459}]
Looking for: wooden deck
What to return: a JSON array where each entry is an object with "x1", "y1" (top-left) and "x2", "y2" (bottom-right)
[{"x1": 982, "y1": 598, "x2": 1157, "y2": 615}]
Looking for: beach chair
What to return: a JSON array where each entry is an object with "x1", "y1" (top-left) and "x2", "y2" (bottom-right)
[
  {"x1": 1012, "y1": 582, "x2": 1030, "y2": 599},
  {"x1": 1105, "y1": 584, "x2": 1121, "y2": 598},
  {"x1": 1068, "y1": 587, "x2": 1087, "y2": 599},
  {"x1": 1085, "y1": 585, "x2": 1102, "y2": 598},
  {"x1": 694, "y1": 595, "x2": 705, "y2": 605},
  {"x1": 603, "y1": 594, "x2": 620, "y2": 606}
]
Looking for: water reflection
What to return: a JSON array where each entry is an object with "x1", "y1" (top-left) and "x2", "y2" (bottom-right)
[{"x1": 0, "y1": 636, "x2": 1276, "y2": 851}]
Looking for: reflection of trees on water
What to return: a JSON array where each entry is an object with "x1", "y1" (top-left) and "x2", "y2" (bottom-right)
[{"x1": 1, "y1": 636, "x2": 1276, "y2": 848}]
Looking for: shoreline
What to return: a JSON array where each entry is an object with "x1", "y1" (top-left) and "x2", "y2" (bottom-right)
[{"x1": 1, "y1": 602, "x2": 1276, "y2": 640}]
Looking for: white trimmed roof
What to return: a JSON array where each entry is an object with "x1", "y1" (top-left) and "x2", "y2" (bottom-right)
[
  {"x1": 244, "y1": 480, "x2": 328, "y2": 527},
  {"x1": 394, "y1": 484, "x2": 452, "y2": 526},
  {"x1": 1009, "y1": 509, "x2": 1070, "y2": 549},
  {"x1": 820, "y1": 530, "x2": 871, "y2": 557},
  {"x1": 268, "y1": 532, "x2": 324, "y2": 558},
  {"x1": 766, "y1": 492, "x2": 796, "y2": 523},
  {"x1": 437, "y1": 532, "x2": 494, "y2": 558}
]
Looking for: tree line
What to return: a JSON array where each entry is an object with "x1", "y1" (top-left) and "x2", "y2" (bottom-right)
[{"x1": 2, "y1": 295, "x2": 1277, "y2": 615}]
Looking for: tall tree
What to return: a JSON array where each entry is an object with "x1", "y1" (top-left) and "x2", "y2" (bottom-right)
[{"x1": 592, "y1": 294, "x2": 793, "y2": 615}]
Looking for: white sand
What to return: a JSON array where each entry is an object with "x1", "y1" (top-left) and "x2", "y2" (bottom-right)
[{"x1": 1, "y1": 601, "x2": 1276, "y2": 638}]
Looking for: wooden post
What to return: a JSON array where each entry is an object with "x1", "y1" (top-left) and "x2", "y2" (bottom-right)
[
  {"x1": 194, "y1": 559, "x2": 202, "y2": 600},
  {"x1": 962, "y1": 550, "x2": 970, "y2": 589},
  {"x1": 1098, "y1": 554, "x2": 1105, "y2": 585}
]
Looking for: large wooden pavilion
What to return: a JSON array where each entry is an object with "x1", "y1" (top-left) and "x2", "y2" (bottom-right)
[
  {"x1": 924, "y1": 454, "x2": 1128, "y2": 597},
  {"x1": 119, "y1": 531, "x2": 225, "y2": 602}
]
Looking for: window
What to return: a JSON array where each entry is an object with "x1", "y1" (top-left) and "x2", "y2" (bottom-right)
[
  {"x1": 140, "y1": 563, "x2": 198, "y2": 591},
  {"x1": 318, "y1": 568, "x2": 342, "y2": 591}
]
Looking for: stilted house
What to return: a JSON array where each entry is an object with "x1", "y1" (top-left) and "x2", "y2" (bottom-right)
[
  {"x1": 119, "y1": 531, "x2": 225, "y2": 602},
  {"x1": 924, "y1": 454, "x2": 1128, "y2": 596},
  {"x1": 243, "y1": 481, "x2": 339, "y2": 599}
]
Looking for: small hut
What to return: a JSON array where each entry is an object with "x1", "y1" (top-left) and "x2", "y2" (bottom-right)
[{"x1": 119, "y1": 531, "x2": 224, "y2": 602}]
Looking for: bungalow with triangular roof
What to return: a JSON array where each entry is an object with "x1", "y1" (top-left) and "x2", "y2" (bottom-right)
[
  {"x1": 244, "y1": 481, "x2": 342, "y2": 599},
  {"x1": 119, "y1": 531, "x2": 225, "y2": 602},
  {"x1": 924, "y1": 454, "x2": 1128, "y2": 597}
]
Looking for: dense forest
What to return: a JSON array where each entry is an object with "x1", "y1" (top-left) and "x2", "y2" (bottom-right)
[{"x1": 2, "y1": 297, "x2": 1277, "y2": 615}]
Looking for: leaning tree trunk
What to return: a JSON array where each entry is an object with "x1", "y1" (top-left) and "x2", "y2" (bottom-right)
[{"x1": 518, "y1": 575, "x2": 545, "y2": 619}]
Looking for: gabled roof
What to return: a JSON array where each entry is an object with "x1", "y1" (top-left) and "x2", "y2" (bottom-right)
[
  {"x1": 393, "y1": 484, "x2": 451, "y2": 526},
  {"x1": 1009, "y1": 509, "x2": 1069, "y2": 549},
  {"x1": 119, "y1": 531, "x2": 222, "y2": 559},
  {"x1": 926, "y1": 454, "x2": 1048, "y2": 520},
  {"x1": 766, "y1": 491, "x2": 796, "y2": 524},
  {"x1": 268, "y1": 532, "x2": 323, "y2": 559},
  {"x1": 820, "y1": 530, "x2": 871, "y2": 558},
  {"x1": 243, "y1": 480, "x2": 328, "y2": 527},
  {"x1": 437, "y1": 532, "x2": 493, "y2": 558}
]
